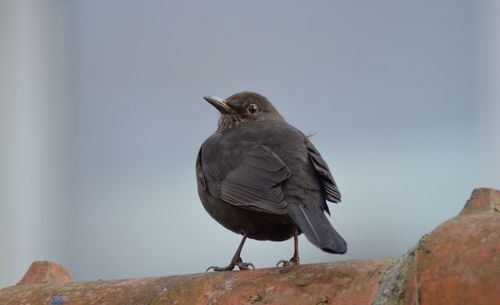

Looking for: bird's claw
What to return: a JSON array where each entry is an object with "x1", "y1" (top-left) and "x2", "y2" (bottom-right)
[
  {"x1": 236, "y1": 262, "x2": 255, "y2": 270},
  {"x1": 276, "y1": 257, "x2": 300, "y2": 267},
  {"x1": 276, "y1": 260, "x2": 290, "y2": 267},
  {"x1": 206, "y1": 260, "x2": 255, "y2": 272}
]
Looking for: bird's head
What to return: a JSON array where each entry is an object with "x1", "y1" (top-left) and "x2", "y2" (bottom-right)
[{"x1": 204, "y1": 91, "x2": 285, "y2": 133}]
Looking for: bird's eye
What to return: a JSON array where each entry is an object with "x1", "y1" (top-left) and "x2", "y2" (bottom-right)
[{"x1": 247, "y1": 104, "x2": 259, "y2": 115}]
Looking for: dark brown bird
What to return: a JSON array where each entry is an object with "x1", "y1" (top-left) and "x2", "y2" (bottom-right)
[{"x1": 196, "y1": 91, "x2": 346, "y2": 271}]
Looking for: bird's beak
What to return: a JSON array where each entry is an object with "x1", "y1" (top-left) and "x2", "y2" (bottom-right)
[{"x1": 203, "y1": 96, "x2": 233, "y2": 114}]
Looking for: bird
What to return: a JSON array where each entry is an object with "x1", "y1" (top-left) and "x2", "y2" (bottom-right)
[{"x1": 196, "y1": 91, "x2": 346, "y2": 271}]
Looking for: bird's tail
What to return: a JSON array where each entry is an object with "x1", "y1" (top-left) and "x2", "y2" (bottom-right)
[{"x1": 288, "y1": 202, "x2": 347, "y2": 254}]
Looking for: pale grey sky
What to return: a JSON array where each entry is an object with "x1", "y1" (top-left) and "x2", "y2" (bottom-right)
[{"x1": 1, "y1": 0, "x2": 499, "y2": 287}]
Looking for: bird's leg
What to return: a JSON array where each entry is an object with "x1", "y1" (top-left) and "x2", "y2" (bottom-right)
[
  {"x1": 289, "y1": 231, "x2": 300, "y2": 264},
  {"x1": 206, "y1": 235, "x2": 255, "y2": 272},
  {"x1": 276, "y1": 229, "x2": 300, "y2": 267}
]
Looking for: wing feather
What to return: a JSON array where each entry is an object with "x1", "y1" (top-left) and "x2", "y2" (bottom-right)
[
  {"x1": 305, "y1": 140, "x2": 341, "y2": 203},
  {"x1": 221, "y1": 146, "x2": 291, "y2": 214},
  {"x1": 198, "y1": 143, "x2": 291, "y2": 214}
]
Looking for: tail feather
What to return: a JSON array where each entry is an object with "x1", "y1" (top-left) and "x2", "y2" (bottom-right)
[{"x1": 288, "y1": 202, "x2": 347, "y2": 254}]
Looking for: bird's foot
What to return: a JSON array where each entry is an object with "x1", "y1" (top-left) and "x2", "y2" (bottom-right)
[
  {"x1": 206, "y1": 257, "x2": 255, "y2": 272},
  {"x1": 236, "y1": 261, "x2": 255, "y2": 270},
  {"x1": 276, "y1": 256, "x2": 300, "y2": 267}
]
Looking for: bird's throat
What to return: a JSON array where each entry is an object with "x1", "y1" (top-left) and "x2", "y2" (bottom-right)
[{"x1": 217, "y1": 114, "x2": 242, "y2": 133}]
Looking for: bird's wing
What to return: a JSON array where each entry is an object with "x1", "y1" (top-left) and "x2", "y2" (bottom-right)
[
  {"x1": 221, "y1": 145, "x2": 292, "y2": 214},
  {"x1": 305, "y1": 140, "x2": 341, "y2": 203},
  {"x1": 198, "y1": 144, "x2": 291, "y2": 214}
]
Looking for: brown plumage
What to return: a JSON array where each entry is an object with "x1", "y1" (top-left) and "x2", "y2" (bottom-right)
[{"x1": 196, "y1": 91, "x2": 346, "y2": 271}]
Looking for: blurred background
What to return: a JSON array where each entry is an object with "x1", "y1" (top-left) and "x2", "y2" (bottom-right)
[{"x1": 1, "y1": 0, "x2": 499, "y2": 288}]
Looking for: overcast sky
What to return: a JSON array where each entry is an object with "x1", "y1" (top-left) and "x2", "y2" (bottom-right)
[{"x1": 1, "y1": 0, "x2": 499, "y2": 287}]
